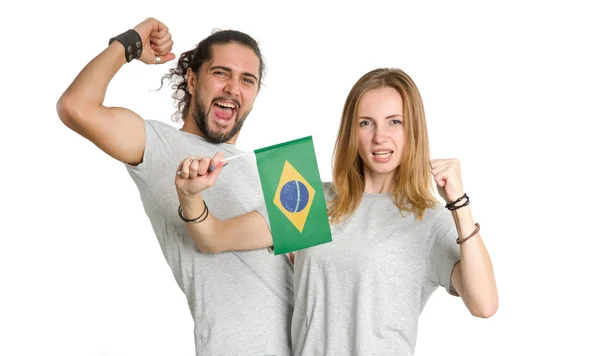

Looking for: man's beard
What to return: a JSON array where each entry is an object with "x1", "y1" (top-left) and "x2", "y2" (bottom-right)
[{"x1": 192, "y1": 95, "x2": 249, "y2": 144}]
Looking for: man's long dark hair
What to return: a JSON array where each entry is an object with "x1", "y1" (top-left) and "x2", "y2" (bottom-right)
[{"x1": 161, "y1": 29, "x2": 266, "y2": 122}]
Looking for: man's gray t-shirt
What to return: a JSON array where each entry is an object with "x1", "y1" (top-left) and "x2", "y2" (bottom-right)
[
  {"x1": 125, "y1": 120, "x2": 294, "y2": 356},
  {"x1": 291, "y1": 183, "x2": 461, "y2": 356}
]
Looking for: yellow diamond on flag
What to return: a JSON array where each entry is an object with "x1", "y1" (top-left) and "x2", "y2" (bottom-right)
[{"x1": 273, "y1": 161, "x2": 316, "y2": 233}]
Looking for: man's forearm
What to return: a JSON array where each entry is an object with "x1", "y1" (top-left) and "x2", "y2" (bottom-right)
[
  {"x1": 178, "y1": 192, "x2": 224, "y2": 253},
  {"x1": 59, "y1": 42, "x2": 127, "y2": 113}
]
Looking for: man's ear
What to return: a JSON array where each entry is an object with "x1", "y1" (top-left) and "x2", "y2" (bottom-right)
[{"x1": 186, "y1": 67, "x2": 196, "y2": 93}]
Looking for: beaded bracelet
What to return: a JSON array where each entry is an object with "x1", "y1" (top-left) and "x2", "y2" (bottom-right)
[{"x1": 445, "y1": 193, "x2": 470, "y2": 211}]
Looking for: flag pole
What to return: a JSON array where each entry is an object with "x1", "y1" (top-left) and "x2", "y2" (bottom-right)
[
  {"x1": 221, "y1": 151, "x2": 254, "y2": 163},
  {"x1": 177, "y1": 151, "x2": 254, "y2": 176}
]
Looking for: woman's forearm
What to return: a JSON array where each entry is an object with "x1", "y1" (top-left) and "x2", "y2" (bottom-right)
[{"x1": 452, "y1": 206, "x2": 499, "y2": 318}]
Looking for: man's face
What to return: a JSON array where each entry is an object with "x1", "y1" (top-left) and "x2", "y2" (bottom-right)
[{"x1": 191, "y1": 43, "x2": 261, "y2": 144}]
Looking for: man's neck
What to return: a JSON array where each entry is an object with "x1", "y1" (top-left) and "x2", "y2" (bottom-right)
[{"x1": 181, "y1": 118, "x2": 203, "y2": 136}]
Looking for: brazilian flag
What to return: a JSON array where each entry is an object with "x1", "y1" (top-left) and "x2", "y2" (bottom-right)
[{"x1": 254, "y1": 136, "x2": 332, "y2": 255}]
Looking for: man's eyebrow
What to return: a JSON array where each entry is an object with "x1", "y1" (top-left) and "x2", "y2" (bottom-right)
[
  {"x1": 209, "y1": 65, "x2": 232, "y2": 72},
  {"x1": 242, "y1": 72, "x2": 259, "y2": 82},
  {"x1": 209, "y1": 66, "x2": 259, "y2": 82}
]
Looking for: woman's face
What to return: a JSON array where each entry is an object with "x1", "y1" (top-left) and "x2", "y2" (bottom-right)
[{"x1": 356, "y1": 86, "x2": 405, "y2": 180}]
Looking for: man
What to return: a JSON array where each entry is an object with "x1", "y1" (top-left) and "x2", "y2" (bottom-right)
[{"x1": 56, "y1": 17, "x2": 293, "y2": 355}]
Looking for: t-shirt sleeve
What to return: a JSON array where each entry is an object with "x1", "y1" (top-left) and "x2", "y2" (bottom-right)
[
  {"x1": 254, "y1": 202, "x2": 271, "y2": 232},
  {"x1": 125, "y1": 120, "x2": 174, "y2": 184},
  {"x1": 251, "y1": 175, "x2": 273, "y2": 252},
  {"x1": 427, "y1": 208, "x2": 461, "y2": 296}
]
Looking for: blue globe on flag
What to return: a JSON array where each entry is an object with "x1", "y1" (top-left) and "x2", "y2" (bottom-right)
[{"x1": 279, "y1": 180, "x2": 309, "y2": 213}]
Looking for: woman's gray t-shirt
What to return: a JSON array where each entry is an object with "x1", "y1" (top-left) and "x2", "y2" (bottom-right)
[{"x1": 292, "y1": 183, "x2": 460, "y2": 356}]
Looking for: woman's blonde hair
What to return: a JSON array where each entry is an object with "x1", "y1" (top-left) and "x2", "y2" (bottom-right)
[{"x1": 328, "y1": 68, "x2": 437, "y2": 223}]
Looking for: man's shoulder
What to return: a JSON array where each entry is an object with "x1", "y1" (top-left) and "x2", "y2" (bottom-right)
[
  {"x1": 144, "y1": 119, "x2": 196, "y2": 147},
  {"x1": 144, "y1": 119, "x2": 181, "y2": 134}
]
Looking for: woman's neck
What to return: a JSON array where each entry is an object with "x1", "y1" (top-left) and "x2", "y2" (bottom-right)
[{"x1": 363, "y1": 170, "x2": 395, "y2": 194}]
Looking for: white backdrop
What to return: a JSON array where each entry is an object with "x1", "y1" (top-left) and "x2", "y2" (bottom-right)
[{"x1": 2, "y1": 1, "x2": 599, "y2": 355}]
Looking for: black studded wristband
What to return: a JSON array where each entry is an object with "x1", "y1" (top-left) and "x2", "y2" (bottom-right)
[{"x1": 109, "y1": 29, "x2": 143, "y2": 63}]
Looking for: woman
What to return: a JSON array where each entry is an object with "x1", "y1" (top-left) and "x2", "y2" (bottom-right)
[{"x1": 175, "y1": 68, "x2": 498, "y2": 355}]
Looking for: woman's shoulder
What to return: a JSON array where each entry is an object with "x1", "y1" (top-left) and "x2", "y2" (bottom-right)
[
  {"x1": 321, "y1": 181, "x2": 336, "y2": 201},
  {"x1": 421, "y1": 202, "x2": 454, "y2": 225}
]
